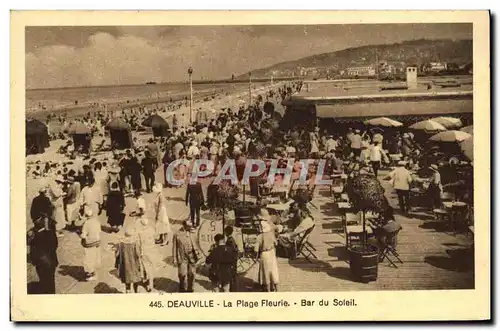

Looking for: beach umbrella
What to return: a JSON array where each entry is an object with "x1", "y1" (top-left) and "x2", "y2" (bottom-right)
[
  {"x1": 141, "y1": 114, "x2": 169, "y2": 128},
  {"x1": 364, "y1": 117, "x2": 403, "y2": 128},
  {"x1": 431, "y1": 116, "x2": 463, "y2": 129},
  {"x1": 67, "y1": 122, "x2": 91, "y2": 135},
  {"x1": 460, "y1": 136, "x2": 473, "y2": 161},
  {"x1": 409, "y1": 119, "x2": 447, "y2": 133},
  {"x1": 106, "y1": 118, "x2": 130, "y2": 130},
  {"x1": 460, "y1": 125, "x2": 473, "y2": 135},
  {"x1": 429, "y1": 130, "x2": 472, "y2": 143}
]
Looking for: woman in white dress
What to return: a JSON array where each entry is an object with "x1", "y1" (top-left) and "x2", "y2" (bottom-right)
[
  {"x1": 254, "y1": 210, "x2": 279, "y2": 292},
  {"x1": 152, "y1": 183, "x2": 172, "y2": 246}
]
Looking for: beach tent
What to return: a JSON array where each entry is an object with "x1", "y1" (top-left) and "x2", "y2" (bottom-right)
[
  {"x1": 67, "y1": 122, "x2": 92, "y2": 153},
  {"x1": 141, "y1": 114, "x2": 169, "y2": 137},
  {"x1": 106, "y1": 118, "x2": 133, "y2": 150},
  {"x1": 26, "y1": 118, "x2": 50, "y2": 155}
]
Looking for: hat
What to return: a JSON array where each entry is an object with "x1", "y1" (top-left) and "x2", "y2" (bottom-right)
[
  {"x1": 403, "y1": 133, "x2": 410, "y2": 138},
  {"x1": 55, "y1": 175, "x2": 64, "y2": 183},
  {"x1": 38, "y1": 186, "x2": 47, "y2": 193},
  {"x1": 109, "y1": 162, "x2": 120, "y2": 174},
  {"x1": 355, "y1": 129, "x2": 361, "y2": 133},
  {"x1": 257, "y1": 209, "x2": 272, "y2": 222},
  {"x1": 397, "y1": 161, "x2": 407, "y2": 166},
  {"x1": 429, "y1": 164, "x2": 439, "y2": 171},
  {"x1": 260, "y1": 220, "x2": 273, "y2": 233},
  {"x1": 83, "y1": 206, "x2": 93, "y2": 217},
  {"x1": 66, "y1": 175, "x2": 75, "y2": 183},
  {"x1": 152, "y1": 182, "x2": 163, "y2": 193}
]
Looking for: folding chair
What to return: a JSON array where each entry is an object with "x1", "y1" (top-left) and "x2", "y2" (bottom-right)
[
  {"x1": 294, "y1": 225, "x2": 317, "y2": 262},
  {"x1": 378, "y1": 227, "x2": 403, "y2": 268}
]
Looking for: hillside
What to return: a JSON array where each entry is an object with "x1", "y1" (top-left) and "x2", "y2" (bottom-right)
[{"x1": 240, "y1": 39, "x2": 472, "y2": 78}]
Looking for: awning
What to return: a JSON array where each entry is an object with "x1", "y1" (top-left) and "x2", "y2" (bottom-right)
[{"x1": 316, "y1": 99, "x2": 473, "y2": 119}]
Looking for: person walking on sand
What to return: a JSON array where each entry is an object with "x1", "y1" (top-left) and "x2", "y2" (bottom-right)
[
  {"x1": 80, "y1": 206, "x2": 102, "y2": 282},
  {"x1": 141, "y1": 150, "x2": 156, "y2": 193},
  {"x1": 172, "y1": 220, "x2": 199, "y2": 292},
  {"x1": 48, "y1": 175, "x2": 66, "y2": 237},
  {"x1": 135, "y1": 206, "x2": 156, "y2": 292},
  {"x1": 206, "y1": 233, "x2": 238, "y2": 292},
  {"x1": 152, "y1": 182, "x2": 171, "y2": 246},
  {"x1": 106, "y1": 182, "x2": 125, "y2": 232},
  {"x1": 185, "y1": 175, "x2": 205, "y2": 228},
  {"x1": 30, "y1": 187, "x2": 53, "y2": 224},
  {"x1": 254, "y1": 210, "x2": 279, "y2": 292},
  {"x1": 64, "y1": 175, "x2": 81, "y2": 229},
  {"x1": 27, "y1": 215, "x2": 58, "y2": 294},
  {"x1": 115, "y1": 228, "x2": 144, "y2": 294}
]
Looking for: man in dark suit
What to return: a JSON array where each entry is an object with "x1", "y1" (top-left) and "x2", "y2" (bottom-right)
[
  {"x1": 185, "y1": 177, "x2": 204, "y2": 227},
  {"x1": 30, "y1": 187, "x2": 53, "y2": 223},
  {"x1": 27, "y1": 216, "x2": 59, "y2": 294},
  {"x1": 141, "y1": 150, "x2": 155, "y2": 193}
]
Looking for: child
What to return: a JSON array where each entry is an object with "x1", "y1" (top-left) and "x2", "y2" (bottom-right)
[{"x1": 80, "y1": 206, "x2": 102, "y2": 281}]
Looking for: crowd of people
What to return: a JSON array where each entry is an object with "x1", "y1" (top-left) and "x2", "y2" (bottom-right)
[{"x1": 27, "y1": 79, "x2": 473, "y2": 294}]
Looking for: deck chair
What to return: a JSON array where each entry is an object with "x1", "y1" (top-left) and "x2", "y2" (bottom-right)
[
  {"x1": 378, "y1": 227, "x2": 403, "y2": 268},
  {"x1": 294, "y1": 225, "x2": 317, "y2": 262}
]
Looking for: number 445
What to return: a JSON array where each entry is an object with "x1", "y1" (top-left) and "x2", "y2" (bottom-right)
[{"x1": 149, "y1": 301, "x2": 163, "y2": 308}]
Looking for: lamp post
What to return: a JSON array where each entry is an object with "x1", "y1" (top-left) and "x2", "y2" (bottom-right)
[
  {"x1": 248, "y1": 71, "x2": 252, "y2": 106},
  {"x1": 188, "y1": 66, "x2": 193, "y2": 123}
]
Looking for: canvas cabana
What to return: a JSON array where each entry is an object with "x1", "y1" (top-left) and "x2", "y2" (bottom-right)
[
  {"x1": 67, "y1": 122, "x2": 92, "y2": 154},
  {"x1": 142, "y1": 114, "x2": 169, "y2": 137},
  {"x1": 106, "y1": 118, "x2": 133, "y2": 150},
  {"x1": 26, "y1": 118, "x2": 50, "y2": 155}
]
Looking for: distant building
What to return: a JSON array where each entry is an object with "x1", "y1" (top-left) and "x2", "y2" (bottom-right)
[
  {"x1": 423, "y1": 62, "x2": 447, "y2": 73},
  {"x1": 379, "y1": 63, "x2": 396, "y2": 75},
  {"x1": 343, "y1": 65, "x2": 376, "y2": 77}
]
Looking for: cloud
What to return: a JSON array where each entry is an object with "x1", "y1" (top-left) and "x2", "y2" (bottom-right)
[{"x1": 26, "y1": 24, "x2": 472, "y2": 89}]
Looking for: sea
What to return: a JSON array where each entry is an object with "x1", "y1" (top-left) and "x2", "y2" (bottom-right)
[{"x1": 26, "y1": 81, "x2": 263, "y2": 119}]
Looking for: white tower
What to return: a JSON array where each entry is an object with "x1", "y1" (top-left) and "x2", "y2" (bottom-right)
[{"x1": 406, "y1": 66, "x2": 418, "y2": 89}]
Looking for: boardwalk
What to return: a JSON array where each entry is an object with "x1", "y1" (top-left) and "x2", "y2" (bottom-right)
[{"x1": 26, "y1": 167, "x2": 474, "y2": 294}]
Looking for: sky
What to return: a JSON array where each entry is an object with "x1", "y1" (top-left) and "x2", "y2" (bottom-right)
[{"x1": 25, "y1": 24, "x2": 472, "y2": 89}]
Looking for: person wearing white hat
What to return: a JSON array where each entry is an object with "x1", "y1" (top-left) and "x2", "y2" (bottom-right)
[
  {"x1": 133, "y1": 200, "x2": 156, "y2": 292},
  {"x1": 350, "y1": 129, "x2": 362, "y2": 158},
  {"x1": 152, "y1": 182, "x2": 172, "y2": 246},
  {"x1": 254, "y1": 209, "x2": 279, "y2": 292},
  {"x1": 428, "y1": 164, "x2": 443, "y2": 209},
  {"x1": 80, "y1": 206, "x2": 102, "y2": 282},
  {"x1": 387, "y1": 160, "x2": 413, "y2": 214},
  {"x1": 48, "y1": 175, "x2": 67, "y2": 237},
  {"x1": 187, "y1": 141, "x2": 200, "y2": 159}
]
